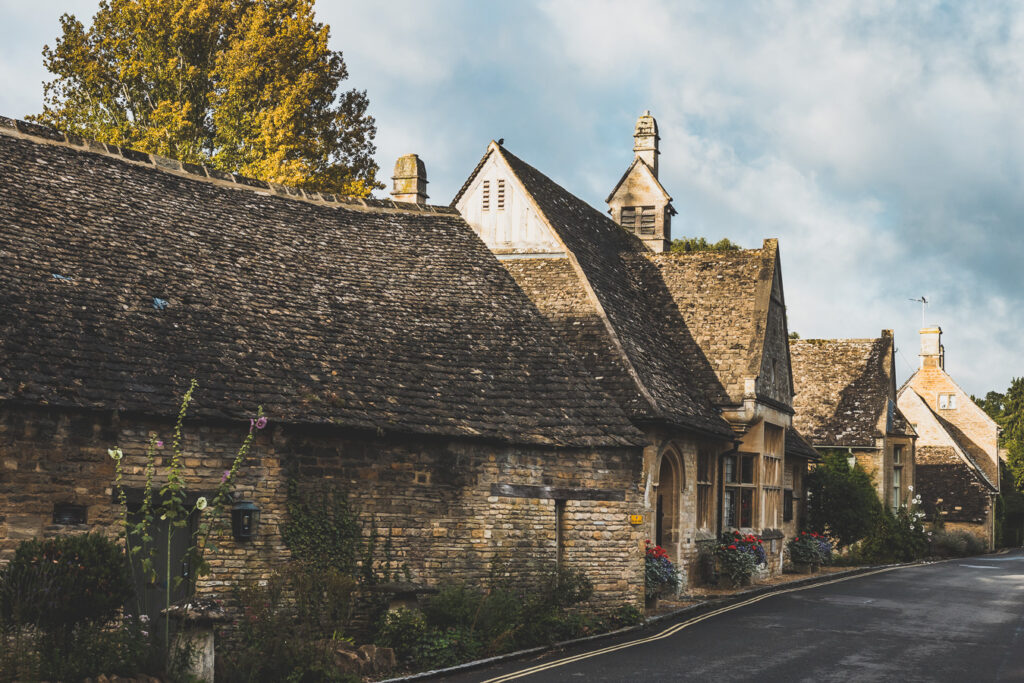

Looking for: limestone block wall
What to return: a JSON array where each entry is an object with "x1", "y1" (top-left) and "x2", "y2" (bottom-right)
[{"x1": 0, "y1": 405, "x2": 645, "y2": 612}]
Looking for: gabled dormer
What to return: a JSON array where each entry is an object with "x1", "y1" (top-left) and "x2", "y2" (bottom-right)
[{"x1": 606, "y1": 111, "x2": 676, "y2": 253}]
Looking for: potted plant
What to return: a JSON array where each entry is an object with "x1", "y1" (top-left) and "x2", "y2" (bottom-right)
[
  {"x1": 644, "y1": 541, "x2": 680, "y2": 607},
  {"x1": 787, "y1": 531, "x2": 832, "y2": 572},
  {"x1": 714, "y1": 532, "x2": 765, "y2": 587}
]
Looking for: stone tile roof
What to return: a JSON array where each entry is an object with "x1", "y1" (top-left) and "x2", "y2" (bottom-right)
[
  {"x1": 0, "y1": 119, "x2": 644, "y2": 448},
  {"x1": 644, "y1": 246, "x2": 779, "y2": 406},
  {"x1": 789, "y1": 335, "x2": 913, "y2": 447},
  {"x1": 916, "y1": 446, "x2": 994, "y2": 522},
  {"x1": 492, "y1": 147, "x2": 734, "y2": 439},
  {"x1": 785, "y1": 427, "x2": 820, "y2": 460}
]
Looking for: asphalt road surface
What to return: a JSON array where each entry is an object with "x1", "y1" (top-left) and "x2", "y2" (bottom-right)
[{"x1": 446, "y1": 551, "x2": 1024, "y2": 682}]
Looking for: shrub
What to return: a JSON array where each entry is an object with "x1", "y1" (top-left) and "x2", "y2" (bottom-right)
[
  {"x1": 0, "y1": 533, "x2": 132, "y2": 634},
  {"x1": 376, "y1": 564, "x2": 596, "y2": 672},
  {"x1": 930, "y1": 529, "x2": 986, "y2": 558},
  {"x1": 859, "y1": 503, "x2": 928, "y2": 564},
  {"x1": 806, "y1": 451, "x2": 883, "y2": 548},
  {"x1": 376, "y1": 608, "x2": 429, "y2": 665},
  {"x1": 643, "y1": 541, "x2": 680, "y2": 600},
  {"x1": 221, "y1": 566, "x2": 358, "y2": 682}
]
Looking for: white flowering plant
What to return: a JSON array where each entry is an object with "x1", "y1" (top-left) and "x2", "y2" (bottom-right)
[{"x1": 112, "y1": 379, "x2": 265, "y2": 654}]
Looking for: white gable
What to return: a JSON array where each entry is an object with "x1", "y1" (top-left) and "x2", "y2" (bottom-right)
[{"x1": 455, "y1": 151, "x2": 562, "y2": 254}]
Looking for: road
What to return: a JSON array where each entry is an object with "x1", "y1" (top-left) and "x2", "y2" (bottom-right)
[{"x1": 446, "y1": 551, "x2": 1024, "y2": 682}]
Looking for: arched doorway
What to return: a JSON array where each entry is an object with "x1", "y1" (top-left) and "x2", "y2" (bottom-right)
[{"x1": 654, "y1": 448, "x2": 682, "y2": 558}]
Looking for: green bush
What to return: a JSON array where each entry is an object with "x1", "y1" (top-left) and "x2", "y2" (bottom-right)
[
  {"x1": 376, "y1": 565, "x2": 597, "y2": 672},
  {"x1": 859, "y1": 506, "x2": 928, "y2": 564},
  {"x1": 0, "y1": 533, "x2": 132, "y2": 633},
  {"x1": 806, "y1": 452, "x2": 883, "y2": 548},
  {"x1": 930, "y1": 529, "x2": 986, "y2": 558},
  {"x1": 221, "y1": 567, "x2": 358, "y2": 683}
]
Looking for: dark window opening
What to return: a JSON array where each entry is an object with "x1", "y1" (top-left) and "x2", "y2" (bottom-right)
[
  {"x1": 783, "y1": 490, "x2": 794, "y2": 522},
  {"x1": 53, "y1": 503, "x2": 87, "y2": 525}
]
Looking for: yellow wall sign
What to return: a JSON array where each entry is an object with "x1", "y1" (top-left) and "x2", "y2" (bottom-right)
[{"x1": 629, "y1": 514, "x2": 644, "y2": 525}]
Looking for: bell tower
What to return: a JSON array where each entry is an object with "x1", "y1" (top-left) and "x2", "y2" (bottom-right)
[{"x1": 606, "y1": 111, "x2": 675, "y2": 253}]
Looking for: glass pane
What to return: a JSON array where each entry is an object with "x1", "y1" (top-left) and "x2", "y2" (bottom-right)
[
  {"x1": 724, "y1": 489, "x2": 736, "y2": 528},
  {"x1": 741, "y1": 455, "x2": 755, "y2": 484},
  {"x1": 724, "y1": 455, "x2": 736, "y2": 484},
  {"x1": 740, "y1": 489, "x2": 753, "y2": 527}
]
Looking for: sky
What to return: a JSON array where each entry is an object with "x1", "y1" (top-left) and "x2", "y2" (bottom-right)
[{"x1": 1, "y1": 0, "x2": 1022, "y2": 396}]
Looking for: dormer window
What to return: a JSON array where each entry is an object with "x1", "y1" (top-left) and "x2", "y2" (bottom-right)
[
  {"x1": 482, "y1": 180, "x2": 490, "y2": 211},
  {"x1": 938, "y1": 393, "x2": 957, "y2": 410},
  {"x1": 497, "y1": 179, "x2": 506, "y2": 210}
]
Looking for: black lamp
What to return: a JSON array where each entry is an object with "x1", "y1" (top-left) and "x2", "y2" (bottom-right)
[{"x1": 231, "y1": 500, "x2": 260, "y2": 541}]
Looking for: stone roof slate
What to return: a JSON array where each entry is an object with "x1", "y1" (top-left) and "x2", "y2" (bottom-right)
[
  {"x1": 789, "y1": 336, "x2": 913, "y2": 447},
  {"x1": 785, "y1": 427, "x2": 820, "y2": 460},
  {"x1": 492, "y1": 146, "x2": 734, "y2": 439},
  {"x1": 645, "y1": 246, "x2": 779, "y2": 406},
  {"x1": 0, "y1": 120, "x2": 644, "y2": 448}
]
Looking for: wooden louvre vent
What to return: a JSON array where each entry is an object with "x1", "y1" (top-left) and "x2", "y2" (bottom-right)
[
  {"x1": 621, "y1": 206, "x2": 636, "y2": 230},
  {"x1": 639, "y1": 206, "x2": 656, "y2": 235}
]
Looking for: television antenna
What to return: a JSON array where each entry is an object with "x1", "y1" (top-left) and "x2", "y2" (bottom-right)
[{"x1": 909, "y1": 296, "x2": 928, "y2": 327}]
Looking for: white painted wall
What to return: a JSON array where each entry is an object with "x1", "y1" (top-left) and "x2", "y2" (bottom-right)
[{"x1": 455, "y1": 154, "x2": 562, "y2": 253}]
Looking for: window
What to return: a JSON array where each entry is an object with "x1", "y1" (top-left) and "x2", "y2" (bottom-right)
[
  {"x1": 724, "y1": 453, "x2": 757, "y2": 528},
  {"x1": 783, "y1": 490, "x2": 794, "y2": 522},
  {"x1": 761, "y1": 425, "x2": 784, "y2": 527},
  {"x1": 639, "y1": 206, "x2": 656, "y2": 235},
  {"x1": 696, "y1": 450, "x2": 715, "y2": 530},
  {"x1": 53, "y1": 503, "x2": 87, "y2": 525},
  {"x1": 893, "y1": 445, "x2": 903, "y2": 465},
  {"x1": 481, "y1": 180, "x2": 490, "y2": 211},
  {"x1": 938, "y1": 393, "x2": 957, "y2": 410},
  {"x1": 621, "y1": 206, "x2": 637, "y2": 231},
  {"x1": 892, "y1": 466, "x2": 902, "y2": 510},
  {"x1": 497, "y1": 179, "x2": 506, "y2": 210}
]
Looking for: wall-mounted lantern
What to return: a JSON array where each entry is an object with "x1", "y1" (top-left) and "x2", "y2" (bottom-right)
[{"x1": 231, "y1": 500, "x2": 260, "y2": 542}]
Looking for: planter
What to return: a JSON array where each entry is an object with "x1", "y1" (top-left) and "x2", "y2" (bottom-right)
[
  {"x1": 793, "y1": 561, "x2": 820, "y2": 574},
  {"x1": 720, "y1": 574, "x2": 752, "y2": 588}
]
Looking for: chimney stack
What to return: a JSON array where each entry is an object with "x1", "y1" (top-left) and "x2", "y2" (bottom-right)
[
  {"x1": 919, "y1": 326, "x2": 944, "y2": 369},
  {"x1": 633, "y1": 110, "x2": 660, "y2": 177},
  {"x1": 391, "y1": 154, "x2": 428, "y2": 204}
]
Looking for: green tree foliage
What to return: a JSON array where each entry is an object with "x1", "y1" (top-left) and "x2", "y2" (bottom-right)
[
  {"x1": 669, "y1": 236, "x2": 742, "y2": 253},
  {"x1": 805, "y1": 451, "x2": 882, "y2": 548},
  {"x1": 32, "y1": 0, "x2": 381, "y2": 197},
  {"x1": 973, "y1": 379, "x2": 1024, "y2": 546}
]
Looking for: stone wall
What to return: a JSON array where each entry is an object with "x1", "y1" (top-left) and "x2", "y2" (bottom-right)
[{"x1": 0, "y1": 404, "x2": 645, "y2": 614}]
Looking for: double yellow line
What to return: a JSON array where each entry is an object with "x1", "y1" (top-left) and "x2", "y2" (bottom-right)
[{"x1": 480, "y1": 566, "x2": 904, "y2": 682}]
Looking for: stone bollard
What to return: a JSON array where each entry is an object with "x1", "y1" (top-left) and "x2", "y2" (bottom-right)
[{"x1": 162, "y1": 598, "x2": 230, "y2": 682}]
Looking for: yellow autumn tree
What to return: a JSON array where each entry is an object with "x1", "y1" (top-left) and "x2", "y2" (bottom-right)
[{"x1": 32, "y1": 0, "x2": 381, "y2": 197}]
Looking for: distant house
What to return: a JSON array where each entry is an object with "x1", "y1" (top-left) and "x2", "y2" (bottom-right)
[
  {"x1": 790, "y1": 332, "x2": 917, "y2": 510},
  {"x1": 454, "y1": 113, "x2": 817, "y2": 580},
  {"x1": 897, "y1": 327, "x2": 999, "y2": 549},
  {"x1": 0, "y1": 117, "x2": 647, "y2": 616}
]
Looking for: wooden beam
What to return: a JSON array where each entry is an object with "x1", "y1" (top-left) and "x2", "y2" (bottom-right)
[{"x1": 490, "y1": 483, "x2": 625, "y2": 501}]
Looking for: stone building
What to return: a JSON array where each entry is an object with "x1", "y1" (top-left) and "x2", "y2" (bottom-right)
[
  {"x1": 790, "y1": 332, "x2": 917, "y2": 510},
  {"x1": 0, "y1": 117, "x2": 649, "y2": 617},
  {"x1": 453, "y1": 113, "x2": 817, "y2": 579},
  {"x1": 897, "y1": 327, "x2": 999, "y2": 549}
]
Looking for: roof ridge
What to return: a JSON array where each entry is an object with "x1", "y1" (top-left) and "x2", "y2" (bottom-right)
[{"x1": 0, "y1": 116, "x2": 457, "y2": 217}]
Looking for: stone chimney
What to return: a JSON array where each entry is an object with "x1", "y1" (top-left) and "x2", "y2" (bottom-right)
[
  {"x1": 919, "y1": 326, "x2": 944, "y2": 369},
  {"x1": 391, "y1": 154, "x2": 428, "y2": 204},
  {"x1": 633, "y1": 110, "x2": 660, "y2": 177}
]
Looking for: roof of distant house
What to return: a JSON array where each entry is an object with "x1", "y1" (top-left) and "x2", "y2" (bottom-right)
[
  {"x1": 0, "y1": 118, "x2": 643, "y2": 448},
  {"x1": 790, "y1": 335, "x2": 914, "y2": 447}
]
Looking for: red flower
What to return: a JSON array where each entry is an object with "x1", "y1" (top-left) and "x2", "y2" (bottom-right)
[{"x1": 728, "y1": 544, "x2": 737, "y2": 550}]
